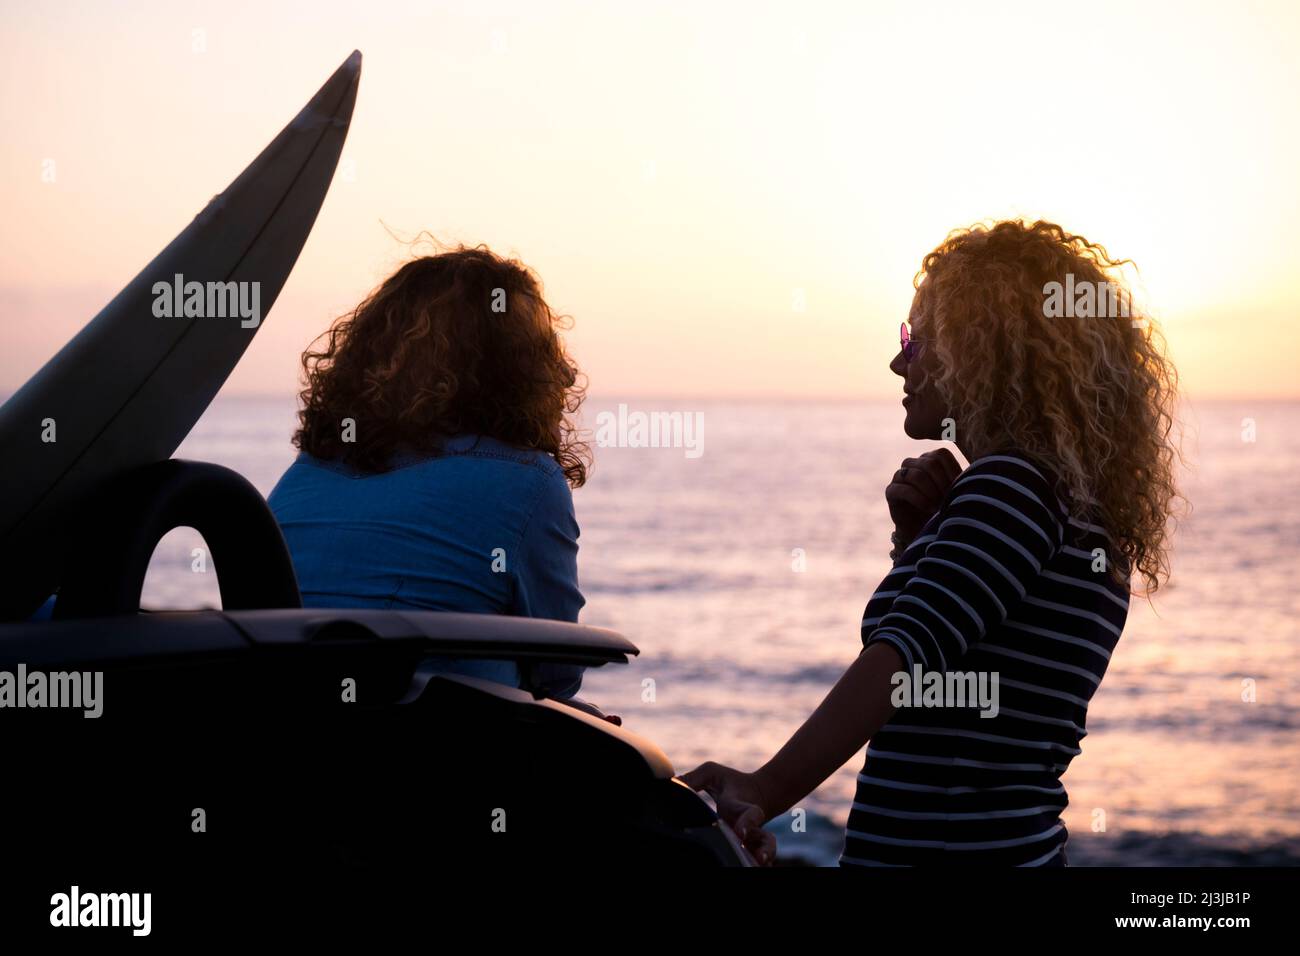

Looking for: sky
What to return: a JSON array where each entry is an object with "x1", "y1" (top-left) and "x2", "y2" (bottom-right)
[{"x1": 2, "y1": 0, "x2": 1298, "y2": 399}]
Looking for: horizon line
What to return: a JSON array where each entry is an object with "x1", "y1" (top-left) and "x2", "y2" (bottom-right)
[{"x1": 3, "y1": 388, "x2": 1298, "y2": 404}]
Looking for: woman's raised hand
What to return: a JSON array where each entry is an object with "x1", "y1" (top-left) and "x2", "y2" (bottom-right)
[
  {"x1": 680, "y1": 761, "x2": 778, "y2": 865},
  {"x1": 885, "y1": 448, "x2": 964, "y2": 550}
]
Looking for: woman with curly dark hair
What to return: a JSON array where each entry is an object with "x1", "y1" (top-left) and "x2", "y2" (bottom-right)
[
  {"x1": 268, "y1": 244, "x2": 592, "y2": 700},
  {"x1": 685, "y1": 219, "x2": 1184, "y2": 866}
]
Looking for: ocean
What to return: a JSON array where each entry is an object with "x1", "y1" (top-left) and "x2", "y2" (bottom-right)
[{"x1": 148, "y1": 394, "x2": 1300, "y2": 866}]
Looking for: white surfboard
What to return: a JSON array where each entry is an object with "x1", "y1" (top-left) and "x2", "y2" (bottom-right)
[{"x1": 0, "y1": 50, "x2": 361, "y2": 619}]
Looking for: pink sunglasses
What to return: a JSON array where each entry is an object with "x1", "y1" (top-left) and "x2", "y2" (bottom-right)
[{"x1": 900, "y1": 322, "x2": 924, "y2": 362}]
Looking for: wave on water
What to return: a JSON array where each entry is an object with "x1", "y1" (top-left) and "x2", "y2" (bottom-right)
[{"x1": 768, "y1": 808, "x2": 1300, "y2": 867}]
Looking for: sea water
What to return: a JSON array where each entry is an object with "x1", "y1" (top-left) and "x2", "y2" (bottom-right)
[{"x1": 149, "y1": 394, "x2": 1300, "y2": 866}]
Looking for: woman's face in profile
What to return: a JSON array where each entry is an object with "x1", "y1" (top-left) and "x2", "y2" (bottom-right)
[{"x1": 890, "y1": 289, "x2": 948, "y2": 440}]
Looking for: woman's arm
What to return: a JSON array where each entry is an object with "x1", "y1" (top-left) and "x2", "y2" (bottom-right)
[
  {"x1": 683, "y1": 642, "x2": 903, "y2": 827},
  {"x1": 683, "y1": 454, "x2": 1066, "y2": 855},
  {"x1": 753, "y1": 641, "x2": 904, "y2": 818}
]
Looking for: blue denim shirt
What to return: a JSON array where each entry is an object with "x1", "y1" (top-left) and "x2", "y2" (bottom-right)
[{"x1": 266, "y1": 434, "x2": 585, "y2": 698}]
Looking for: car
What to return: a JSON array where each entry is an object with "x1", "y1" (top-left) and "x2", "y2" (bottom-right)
[{"x1": 0, "y1": 50, "x2": 748, "y2": 878}]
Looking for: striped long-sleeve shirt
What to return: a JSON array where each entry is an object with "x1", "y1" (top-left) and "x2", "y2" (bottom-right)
[{"x1": 840, "y1": 451, "x2": 1131, "y2": 867}]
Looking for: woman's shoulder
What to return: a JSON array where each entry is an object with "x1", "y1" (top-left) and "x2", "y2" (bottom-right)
[
  {"x1": 280, "y1": 440, "x2": 565, "y2": 490},
  {"x1": 961, "y1": 449, "x2": 1058, "y2": 487},
  {"x1": 369, "y1": 435, "x2": 563, "y2": 480},
  {"x1": 430, "y1": 437, "x2": 577, "y2": 536},
  {"x1": 440, "y1": 435, "x2": 563, "y2": 473},
  {"x1": 950, "y1": 449, "x2": 1070, "y2": 533}
]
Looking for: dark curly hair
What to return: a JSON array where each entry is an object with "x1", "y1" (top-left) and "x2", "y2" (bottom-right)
[{"x1": 293, "y1": 244, "x2": 589, "y2": 486}]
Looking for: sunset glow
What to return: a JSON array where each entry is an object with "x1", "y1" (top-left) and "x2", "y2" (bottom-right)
[{"x1": 3, "y1": 0, "x2": 1297, "y2": 401}]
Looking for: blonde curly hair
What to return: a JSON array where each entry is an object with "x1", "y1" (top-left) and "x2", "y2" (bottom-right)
[{"x1": 914, "y1": 219, "x2": 1185, "y2": 596}]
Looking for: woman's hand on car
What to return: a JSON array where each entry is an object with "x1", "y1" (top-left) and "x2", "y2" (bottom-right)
[{"x1": 680, "y1": 761, "x2": 777, "y2": 865}]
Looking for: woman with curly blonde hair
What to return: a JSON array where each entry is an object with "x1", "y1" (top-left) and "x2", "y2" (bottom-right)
[
  {"x1": 685, "y1": 219, "x2": 1184, "y2": 866},
  {"x1": 268, "y1": 244, "x2": 592, "y2": 701}
]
